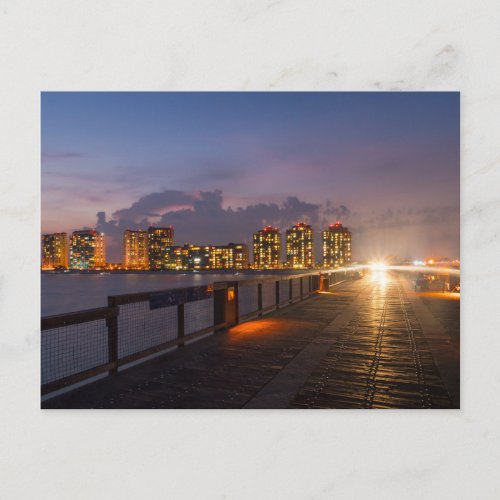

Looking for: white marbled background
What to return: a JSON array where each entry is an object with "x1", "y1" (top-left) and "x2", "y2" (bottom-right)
[{"x1": 0, "y1": 1, "x2": 499, "y2": 498}]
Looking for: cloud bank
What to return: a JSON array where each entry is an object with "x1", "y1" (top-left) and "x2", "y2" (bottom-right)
[{"x1": 94, "y1": 189, "x2": 459, "y2": 263}]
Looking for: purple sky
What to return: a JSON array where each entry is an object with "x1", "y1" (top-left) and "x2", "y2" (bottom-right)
[{"x1": 41, "y1": 92, "x2": 460, "y2": 263}]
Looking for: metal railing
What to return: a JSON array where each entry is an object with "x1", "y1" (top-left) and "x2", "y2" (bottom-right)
[{"x1": 41, "y1": 270, "x2": 354, "y2": 395}]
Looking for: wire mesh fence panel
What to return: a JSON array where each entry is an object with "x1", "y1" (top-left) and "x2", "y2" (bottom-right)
[
  {"x1": 262, "y1": 281, "x2": 276, "y2": 309},
  {"x1": 292, "y1": 278, "x2": 301, "y2": 298},
  {"x1": 238, "y1": 283, "x2": 258, "y2": 317},
  {"x1": 117, "y1": 301, "x2": 177, "y2": 358},
  {"x1": 41, "y1": 319, "x2": 108, "y2": 385},
  {"x1": 305, "y1": 276, "x2": 311, "y2": 293},
  {"x1": 184, "y1": 297, "x2": 214, "y2": 335},
  {"x1": 279, "y1": 280, "x2": 290, "y2": 304}
]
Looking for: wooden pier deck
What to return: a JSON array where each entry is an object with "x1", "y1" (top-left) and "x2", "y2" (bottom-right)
[{"x1": 42, "y1": 272, "x2": 459, "y2": 409}]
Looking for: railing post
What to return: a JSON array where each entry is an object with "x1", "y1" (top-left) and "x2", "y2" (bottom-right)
[
  {"x1": 275, "y1": 280, "x2": 280, "y2": 309},
  {"x1": 177, "y1": 303, "x2": 185, "y2": 347},
  {"x1": 289, "y1": 278, "x2": 293, "y2": 302},
  {"x1": 320, "y1": 274, "x2": 330, "y2": 292},
  {"x1": 106, "y1": 296, "x2": 119, "y2": 375},
  {"x1": 214, "y1": 284, "x2": 226, "y2": 327},
  {"x1": 226, "y1": 281, "x2": 239, "y2": 327},
  {"x1": 257, "y1": 283, "x2": 263, "y2": 316},
  {"x1": 300, "y1": 277, "x2": 303, "y2": 299},
  {"x1": 308, "y1": 275, "x2": 312, "y2": 295}
]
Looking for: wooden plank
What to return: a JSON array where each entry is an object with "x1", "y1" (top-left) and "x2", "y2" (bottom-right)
[
  {"x1": 41, "y1": 306, "x2": 117, "y2": 330},
  {"x1": 41, "y1": 362, "x2": 115, "y2": 395}
]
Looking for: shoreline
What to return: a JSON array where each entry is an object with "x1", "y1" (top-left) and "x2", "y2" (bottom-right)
[{"x1": 40, "y1": 269, "x2": 320, "y2": 275}]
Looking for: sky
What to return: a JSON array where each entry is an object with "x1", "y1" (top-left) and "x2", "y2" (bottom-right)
[{"x1": 41, "y1": 92, "x2": 460, "y2": 263}]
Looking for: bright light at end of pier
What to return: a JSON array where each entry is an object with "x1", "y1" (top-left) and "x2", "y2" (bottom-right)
[{"x1": 369, "y1": 262, "x2": 388, "y2": 287}]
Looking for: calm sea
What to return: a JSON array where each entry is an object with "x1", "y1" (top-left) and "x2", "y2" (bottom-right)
[{"x1": 41, "y1": 271, "x2": 280, "y2": 316}]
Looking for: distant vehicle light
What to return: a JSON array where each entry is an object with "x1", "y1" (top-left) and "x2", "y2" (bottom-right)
[{"x1": 370, "y1": 263, "x2": 387, "y2": 271}]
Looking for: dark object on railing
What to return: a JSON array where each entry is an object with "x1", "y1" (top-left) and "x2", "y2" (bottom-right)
[
  {"x1": 41, "y1": 271, "x2": 348, "y2": 396},
  {"x1": 149, "y1": 284, "x2": 214, "y2": 309},
  {"x1": 320, "y1": 275, "x2": 330, "y2": 291},
  {"x1": 219, "y1": 281, "x2": 238, "y2": 327}
]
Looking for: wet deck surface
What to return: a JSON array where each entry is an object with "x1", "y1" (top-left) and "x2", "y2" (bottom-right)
[{"x1": 43, "y1": 272, "x2": 459, "y2": 409}]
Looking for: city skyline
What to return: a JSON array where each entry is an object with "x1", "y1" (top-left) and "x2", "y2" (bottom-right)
[
  {"x1": 42, "y1": 92, "x2": 460, "y2": 262},
  {"x1": 41, "y1": 220, "x2": 352, "y2": 270}
]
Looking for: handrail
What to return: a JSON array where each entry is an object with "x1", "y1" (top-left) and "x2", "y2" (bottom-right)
[
  {"x1": 41, "y1": 306, "x2": 118, "y2": 330},
  {"x1": 41, "y1": 270, "x2": 355, "y2": 396},
  {"x1": 108, "y1": 282, "x2": 225, "y2": 306}
]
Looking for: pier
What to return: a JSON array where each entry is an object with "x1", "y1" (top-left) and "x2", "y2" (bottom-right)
[{"x1": 42, "y1": 269, "x2": 459, "y2": 409}]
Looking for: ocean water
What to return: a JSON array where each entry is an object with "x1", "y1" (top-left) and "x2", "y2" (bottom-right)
[{"x1": 41, "y1": 271, "x2": 282, "y2": 316}]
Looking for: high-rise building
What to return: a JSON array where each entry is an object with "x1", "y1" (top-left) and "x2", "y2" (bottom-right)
[
  {"x1": 160, "y1": 245, "x2": 187, "y2": 270},
  {"x1": 161, "y1": 244, "x2": 212, "y2": 270},
  {"x1": 229, "y1": 243, "x2": 249, "y2": 270},
  {"x1": 123, "y1": 230, "x2": 149, "y2": 269},
  {"x1": 253, "y1": 226, "x2": 281, "y2": 269},
  {"x1": 210, "y1": 243, "x2": 249, "y2": 270},
  {"x1": 148, "y1": 226, "x2": 174, "y2": 270},
  {"x1": 41, "y1": 232, "x2": 68, "y2": 269},
  {"x1": 69, "y1": 230, "x2": 106, "y2": 270},
  {"x1": 186, "y1": 245, "x2": 212, "y2": 270},
  {"x1": 322, "y1": 222, "x2": 352, "y2": 268},
  {"x1": 286, "y1": 222, "x2": 314, "y2": 269}
]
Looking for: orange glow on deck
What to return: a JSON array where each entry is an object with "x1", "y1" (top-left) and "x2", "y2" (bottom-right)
[
  {"x1": 228, "y1": 318, "x2": 313, "y2": 337},
  {"x1": 413, "y1": 291, "x2": 460, "y2": 301}
]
